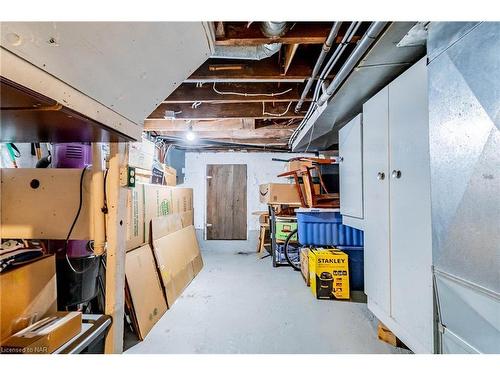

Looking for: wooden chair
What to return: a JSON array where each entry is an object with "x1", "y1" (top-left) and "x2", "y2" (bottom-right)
[{"x1": 278, "y1": 158, "x2": 339, "y2": 208}]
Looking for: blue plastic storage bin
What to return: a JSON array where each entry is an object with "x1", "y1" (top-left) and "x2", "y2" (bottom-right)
[
  {"x1": 337, "y1": 246, "x2": 364, "y2": 291},
  {"x1": 296, "y1": 211, "x2": 364, "y2": 247}
]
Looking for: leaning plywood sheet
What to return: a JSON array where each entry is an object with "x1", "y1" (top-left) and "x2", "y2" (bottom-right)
[
  {"x1": 125, "y1": 245, "x2": 168, "y2": 340},
  {"x1": 152, "y1": 225, "x2": 203, "y2": 308},
  {"x1": 0, "y1": 22, "x2": 214, "y2": 125},
  {"x1": 0, "y1": 168, "x2": 94, "y2": 239}
]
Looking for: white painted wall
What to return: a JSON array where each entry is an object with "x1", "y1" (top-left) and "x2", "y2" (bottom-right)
[{"x1": 181, "y1": 151, "x2": 312, "y2": 235}]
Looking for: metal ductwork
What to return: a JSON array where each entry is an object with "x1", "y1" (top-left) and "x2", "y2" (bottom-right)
[
  {"x1": 260, "y1": 21, "x2": 288, "y2": 38},
  {"x1": 212, "y1": 21, "x2": 288, "y2": 60},
  {"x1": 290, "y1": 22, "x2": 427, "y2": 151},
  {"x1": 212, "y1": 43, "x2": 282, "y2": 60}
]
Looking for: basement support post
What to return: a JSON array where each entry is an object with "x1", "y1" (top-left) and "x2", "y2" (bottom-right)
[
  {"x1": 104, "y1": 142, "x2": 128, "y2": 354},
  {"x1": 91, "y1": 143, "x2": 106, "y2": 256}
]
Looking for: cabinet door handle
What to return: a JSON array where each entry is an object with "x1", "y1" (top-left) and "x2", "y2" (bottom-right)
[
  {"x1": 377, "y1": 172, "x2": 385, "y2": 180},
  {"x1": 391, "y1": 170, "x2": 402, "y2": 179}
]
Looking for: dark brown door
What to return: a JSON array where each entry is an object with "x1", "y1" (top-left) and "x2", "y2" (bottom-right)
[{"x1": 206, "y1": 164, "x2": 247, "y2": 240}]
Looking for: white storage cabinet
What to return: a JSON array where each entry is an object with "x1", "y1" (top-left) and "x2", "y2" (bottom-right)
[{"x1": 363, "y1": 57, "x2": 434, "y2": 353}]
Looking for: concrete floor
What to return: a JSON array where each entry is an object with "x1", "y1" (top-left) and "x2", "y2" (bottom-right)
[{"x1": 125, "y1": 239, "x2": 408, "y2": 354}]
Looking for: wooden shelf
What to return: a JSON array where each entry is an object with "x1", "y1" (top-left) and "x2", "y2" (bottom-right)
[{"x1": 1, "y1": 76, "x2": 134, "y2": 143}]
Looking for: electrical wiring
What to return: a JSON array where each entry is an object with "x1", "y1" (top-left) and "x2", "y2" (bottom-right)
[
  {"x1": 262, "y1": 101, "x2": 293, "y2": 117},
  {"x1": 64, "y1": 166, "x2": 96, "y2": 275},
  {"x1": 213, "y1": 82, "x2": 293, "y2": 97}
]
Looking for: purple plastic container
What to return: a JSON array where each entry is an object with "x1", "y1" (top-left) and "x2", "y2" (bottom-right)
[
  {"x1": 53, "y1": 143, "x2": 92, "y2": 168},
  {"x1": 52, "y1": 143, "x2": 93, "y2": 258}
]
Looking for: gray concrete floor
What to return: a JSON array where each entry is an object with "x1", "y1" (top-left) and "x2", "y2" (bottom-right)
[{"x1": 125, "y1": 240, "x2": 408, "y2": 354}]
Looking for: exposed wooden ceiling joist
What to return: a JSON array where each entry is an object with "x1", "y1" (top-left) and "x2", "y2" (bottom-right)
[
  {"x1": 156, "y1": 127, "x2": 296, "y2": 140},
  {"x1": 161, "y1": 136, "x2": 289, "y2": 146},
  {"x1": 162, "y1": 82, "x2": 312, "y2": 104},
  {"x1": 215, "y1": 22, "x2": 334, "y2": 46},
  {"x1": 144, "y1": 118, "x2": 255, "y2": 131},
  {"x1": 282, "y1": 44, "x2": 300, "y2": 75},
  {"x1": 185, "y1": 58, "x2": 313, "y2": 83},
  {"x1": 149, "y1": 101, "x2": 310, "y2": 120}
]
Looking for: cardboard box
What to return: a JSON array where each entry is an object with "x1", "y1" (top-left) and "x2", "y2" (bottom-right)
[
  {"x1": 134, "y1": 168, "x2": 153, "y2": 184},
  {"x1": 0, "y1": 311, "x2": 82, "y2": 354},
  {"x1": 151, "y1": 214, "x2": 183, "y2": 239},
  {"x1": 143, "y1": 184, "x2": 174, "y2": 243},
  {"x1": 164, "y1": 165, "x2": 177, "y2": 186},
  {"x1": 125, "y1": 245, "x2": 168, "y2": 340},
  {"x1": 128, "y1": 138, "x2": 155, "y2": 171},
  {"x1": 259, "y1": 183, "x2": 301, "y2": 205},
  {"x1": 151, "y1": 211, "x2": 193, "y2": 239},
  {"x1": 170, "y1": 187, "x2": 193, "y2": 214},
  {"x1": 287, "y1": 159, "x2": 313, "y2": 172},
  {"x1": 126, "y1": 183, "x2": 194, "y2": 250},
  {"x1": 126, "y1": 184, "x2": 146, "y2": 251},
  {"x1": 0, "y1": 255, "x2": 57, "y2": 340},
  {"x1": 180, "y1": 210, "x2": 194, "y2": 227},
  {"x1": 300, "y1": 248, "x2": 310, "y2": 286},
  {"x1": 309, "y1": 249, "x2": 349, "y2": 300},
  {"x1": 152, "y1": 225, "x2": 203, "y2": 308},
  {"x1": 275, "y1": 220, "x2": 297, "y2": 241},
  {"x1": 144, "y1": 183, "x2": 173, "y2": 217}
]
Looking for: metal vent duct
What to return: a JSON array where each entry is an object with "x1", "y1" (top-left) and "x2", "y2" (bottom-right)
[
  {"x1": 212, "y1": 43, "x2": 281, "y2": 60},
  {"x1": 260, "y1": 21, "x2": 288, "y2": 38},
  {"x1": 212, "y1": 22, "x2": 288, "y2": 60},
  {"x1": 291, "y1": 22, "x2": 427, "y2": 151}
]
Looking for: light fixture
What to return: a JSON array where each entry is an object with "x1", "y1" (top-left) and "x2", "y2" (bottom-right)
[{"x1": 185, "y1": 123, "x2": 196, "y2": 142}]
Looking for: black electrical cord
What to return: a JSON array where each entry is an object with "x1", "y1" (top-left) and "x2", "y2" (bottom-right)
[
  {"x1": 102, "y1": 168, "x2": 109, "y2": 215},
  {"x1": 100, "y1": 168, "x2": 110, "y2": 245},
  {"x1": 64, "y1": 166, "x2": 97, "y2": 274}
]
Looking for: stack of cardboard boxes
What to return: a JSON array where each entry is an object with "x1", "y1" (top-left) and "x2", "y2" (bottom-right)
[
  {"x1": 126, "y1": 183, "x2": 194, "y2": 250},
  {"x1": 129, "y1": 138, "x2": 178, "y2": 186},
  {"x1": 124, "y1": 183, "x2": 202, "y2": 340}
]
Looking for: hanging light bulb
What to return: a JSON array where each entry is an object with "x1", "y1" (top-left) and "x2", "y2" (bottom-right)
[{"x1": 185, "y1": 122, "x2": 196, "y2": 142}]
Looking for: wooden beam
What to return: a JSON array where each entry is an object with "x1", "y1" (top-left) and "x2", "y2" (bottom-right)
[
  {"x1": 104, "y1": 142, "x2": 128, "y2": 354},
  {"x1": 157, "y1": 128, "x2": 297, "y2": 140},
  {"x1": 144, "y1": 119, "x2": 254, "y2": 131},
  {"x1": 91, "y1": 143, "x2": 106, "y2": 256},
  {"x1": 206, "y1": 138, "x2": 289, "y2": 146},
  {"x1": 282, "y1": 44, "x2": 300, "y2": 75},
  {"x1": 215, "y1": 22, "x2": 334, "y2": 46},
  {"x1": 186, "y1": 58, "x2": 313, "y2": 83},
  {"x1": 255, "y1": 121, "x2": 301, "y2": 130},
  {"x1": 163, "y1": 82, "x2": 311, "y2": 104},
  {"x1": 148, "y1": 101, "x2": 310, "y2": 120}
]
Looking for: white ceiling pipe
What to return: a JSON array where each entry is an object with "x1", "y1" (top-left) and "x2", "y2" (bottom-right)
[
  {"x1": 316, "y1": 22, "x2": 388, "y2": 107},
  {"x1": 295, "y1": 22, "x2": 342, "y2": 113}
]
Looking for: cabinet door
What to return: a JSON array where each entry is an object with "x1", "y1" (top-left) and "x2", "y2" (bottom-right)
[
  {"x1": 362, "y1": 87, "x2": 391, "y2": 314},
  {"x1": 339, "y1": 114, "x2": 363, "y2": 219},
  {"x1": 388, "y1": 57, "x2": 433, "y2": 352}
]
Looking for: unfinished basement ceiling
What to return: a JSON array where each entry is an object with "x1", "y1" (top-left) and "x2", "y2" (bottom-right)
[
  {"x1": 291, "y1": 22, "x2": 427, "y2": 151},
  {"x1": 145, "y1": 22, "x2": 428, "y2": 152},
  {"x1": 145, "y1": 22, "x2": 370, "y2": 151}
]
